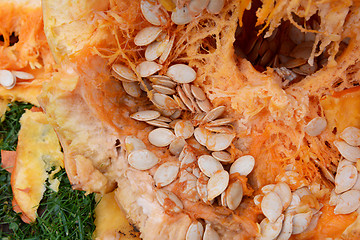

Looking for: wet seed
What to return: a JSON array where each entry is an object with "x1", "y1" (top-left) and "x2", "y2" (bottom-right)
[
  {"x1": 134, "y1": 26, "x2": 162, "y2": 46},
  {"x1": 148, "y1": 128, "x2": 176, "y2": 147}
]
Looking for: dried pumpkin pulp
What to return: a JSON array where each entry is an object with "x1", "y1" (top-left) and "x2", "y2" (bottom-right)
[{"x1": 39, "y1": 0, "x2": 360, "y2": 239}]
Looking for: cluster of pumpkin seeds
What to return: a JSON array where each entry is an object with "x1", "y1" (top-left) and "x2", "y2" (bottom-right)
[
  {"x1": 255, "y1": 183, "x2": 323, "y2": 239},
  {"x1": 0, "y1": 70, "x2": 34, "y2": 89}
]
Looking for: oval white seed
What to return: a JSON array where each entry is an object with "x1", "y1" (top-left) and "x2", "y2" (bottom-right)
[
  {"x1": 206, "y1": 132, "x2": 235, "y2": 151},
  {"x1": 206, "y1": 118, "x2": 235, "y2": 127},
  {"x1": 175, "y1": 120, "x2": 194, "y2": 139},
  {"x1": 130, "y1": 110, "x2": 160, "y2": 121},
  {"x1": 169, "y1": 137, "x2": 186, "y2": 155},
  {"x1": 155, "y1": 189, "x2": 183, "y2": 213},
  {"x1": 186, "y1": 221, "x2": 204, "y2": 240},
  {"x1": 136, "y1": 61, "x2": 162, "y2": 77},
  {"x1": 179, "y1": 170, "x2": 199, "y2": 202},
  {"x1": 134, "y1": 27, "x2": 162, "y2": 46},
  {"x1": 112, "y1": 64, "x2": 137, "y2": 82},
  {"x1": 285, "y1": 193, "x2": 301, "y2": 214},
  {"x1": 201, "y1": 106, "x2": 226, "y2": 124},
  {"x1": 12, "y1": 70, "x2": 34, "y2": 80},
  {"x1": 140, "y1": 0, "x2": 168, "y2": 26},
  {"x1": 334, "y1": 140, "x2": 360, "y2": 162},
  {"x1": 352, "y1": 175, "x2": 360, "y2": 190},
  {"x1": 230, "y1": 155, "x2": 255, "y2": 176},
  {"x1": 334, "y1": 190, "x2": 360, "y2": 215},
  {"x1": 148, "y1": 128, "x2": 176, "y2": 147},
  {"x1": 261, "y1": 184, "x2": 276, "y2": 195},
  {"x1": 154, "y1": 162, "x2": 179, "y2": 187},
  {"x1": 146, "y1": 119, "x2": 171, "y2": 128},
  {"x1": 212, "y1": 151, "x2": 232, "y2": 163},
  {"x1": 329, "y1": 189, "x2": 340, "y2": 206},
  {"x1": 122, "y1": 82, "x2": 141, "y2": 98},
  {"x1": 292, "y1": 211, "x2": 313, "y2": 234},
  {"x1": 0, "y1": 70, "x2": 16, "y2": 89},
  {"x1": 145, "y1": 38, "x2": 169, "y2": 61},
  {"x1": 273, "y1": 182, "x2": 292, "y2": 210},
  {"x1": 189, "y1": 0, "x2": 210, "y2": 14},
  {"x1": 276, "y1": 213, "x2": 293, "y2": 240},
  {"x1": 153, "y1": 84, "x2": 176, "y2": 95},
  {"x1": 207, "y1": 170, "x2": 229, "y2": 200},
  {"x1": 128, "y1": 149, "x2": 159, "y2": 170},
  {"x1": 181, "y1": 151, "x2": 197, "y2": 169},
  {"x1": 171, "y1": 6, "x2": 193, "y2": 25},
  {"x1": 335, "y1": 165, "x2": 358, "y2": 194},
  {"x1": 197, "y1": 99, "x2": 212, "y2": 112},
  {"x1": 194, "y1": 127, "x2": 209, "y2": 146},
  {"x1": 152, "y1": 93, "x2": 178, "y2": 110},
  {"x1": 304, "y1": 117, "x2": 327, "y2": 136},
  {"x1": 261, "y1": 191, "x2": 283, "y2": 223},
  {"x1": 254, "y1": 195, "x2": 262, "y2": 206},
  {"x1": 198, "y1": 155, "x2": 224, "y2": 177},
  {"x1": 203, "y1": 224, "x2": 220, "y2": 240},
  {"x1": 206, "y1": 0, "x2": 225, "y2": 14},
  {"x1": 191, "y1": 85, "x2": 207, "y2": 101},
  {"x1": 159, "y1": 35, "x2": 175, "y2": 64},
  {"x1": 125, "y1": 136, "x2": 146, "y2": 153},
  {"x1": 259, "y1": 215, "x2": 284, "y2": 240},
  {"x1": 166, "y1": 64, "x2": 196, "y2": 84},
  {"x1": 340, "y1": 127, "x2": 360, "y2": 147},
  {"x1": 226, "y1": 181, "x2": 243, "y2": 210}
]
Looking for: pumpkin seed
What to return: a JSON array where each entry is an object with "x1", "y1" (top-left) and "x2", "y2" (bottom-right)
[
  {"x1": 260, "y1": 215, "x2": 284, "y2": 240},
  {"x1": 146, "y1": 119, "x2": 170, "y2": 128},
  {"x1": 212, "y1": 151, "x2": 232, "y2": 163},
  {"x1": 299, "y1": 62, "x2": 318, "y2": 75},
  {"x1": 128, "y1": 149, "x2": 159, "y2": 170},
  {"x1": 136, "y1": 61, "x2": 162, "y2": 77},
  {"x1": 226, "y1": 181, "x2": 243, "y2": 210},
  {"x1": 152, "y1": 92, "x2": 178, "y2": 110},
  {"x1": 156, "y1": 116, "x2": 172, "y2": 123},
  {"x1": 179, "y1": 170, "x2": 199, "y2": 202},
  {"x1": 149, "y1": 75, "x2": 177, "y2": 88},
  {"x1": 12, "y1": 70, "x2": 34, "y2": 80},
  {"x1": 191, "y1": 85, "x2": 207, "y2": 101},
  {"x1": 207, "y1": 170, "x2": 229, "y2": 200},
  {"x1": 352, "y1": 175, "x2": 360, "y2": 190},
  {"x1": 329, "y1": 189, "x2": 340, "y2": 206},
  {"x1": 155, "y1": 189, "x2": 183, "y2": 213},
  {"x1": 181, "y1": 150, "x2": 197, "y2": 169},
  {"x1": 153, "y1": 84, "x2": 176, "y2": 95},
  {"x1": 140, "y1": 0, "x2": 168, "y2": 26},
  {"x1": 289, "y1": 25, "x2": 305, "y2": 45},
  {"x1": 229, "y1": 155, "x2": 255, "y2": 176},
  {"x1": 220, "y1": 191, "x2": 227, "y2": 207},
  {"x1": 335, "y1": 165, "x2": 358, "y2": 194},
  {"x1": 293, "y1": 186, "x2": 311, "y2": 199},
  {"x1": 261, "y1": 191, "x2": 283, "y2": 223},
  {"x1": 285, "y1": 193, "x2": 301, "y2": 214},
  {"x1": 276, "y1": 213, "x2": 293, "y2": 240},
  {"x1": 159, "y1": 108, "x2": 176, "y2": 117},
  {"x1": 154, "y1": 161, "x2": 179, "y2": 187},
  {"x1": 206, "y1": 0, "x2": 224, "y2": 14},
  {"x1": 254, "y1": 194, "x2": 262, "y2": 206},
  {"x1": 196, "y1": 99, "x2": 212, "y2": 112},
  {"x1": 334, "y1": 140, "x2": 360, "y2": 162},
  {"x1": 206, "y1": 118, "x2": 235, "y2": 127},
  {"x1": 189, "y1": 0, "x2": 209, "y2": 14},
  {"x1": 112, "y1": 64, "x2": 137, "y2": 82},
  {"x1": 206, "y1": 131, "x2": 235, "y2": 151},
  {"x1": 134, "y1": 26, "x2": 162, "y2": 46},
  {"x1": 148, "y1": 128, "x2": 176, "y2": 147},
  {"x1": 173, "y1": 94, "x2": 188, "y2": 110},
  {"x1": 171, "y1": 6, "x2": 193, "y2": 25},
  {"x1": 304, "y1": 117, "x2": 327, "y2": 136},
  {"x1": 201, "y1": 106, "x2": 226, "y2": 124},
  {"x1": 0, "y1": 70, "x2": 16, "y2": 89},
  {"x1": 273, "y1": 182, "x2": 292, "y2": 210},
  {"x1": 167, "y1": 64, "x2": 197, "y2": 84},
  {"x1": 169, "y1": 136, "x2": 186, "y2": 155},
  {"x1": 290, "y1": 41, "x2": 314, "y2": 59},
  {"x1": 292, "y1": 211, "x2": 313, "y2": 234},
  {"x1": 305, "y1": 211, "x2": 322, "y2": 232},
  {"x1": 203, "y1": 224, "x2": 220, "y2": 240},
  {"x1": 283, "y1": 58, "x2": 307, "y2": 69},
  {"x1": 340, "y1": 127, "x2": 360, "y2": 147},
  {"x1": 122, "y1": 82, "x2": 141, "y2": 98},
  {"x1": 197, "y1": 173, "x2": 210, "y2": 203},
  {"x1": 198, "y1": 155, "x2": 224, "y2": 177},
  {"x1": 205, "y1": 125, "x2": 233, "y2": 134},
  {"x1": 140, "y1": 78, "x2": 153, "y2": 91},
  {"x1": 125, "y1": 136, "x2": 146, "y2": 153},
  {"x1": 194, "y1": 127, "x2": 208, "y2": 146},
  {"x1": 145, "y1": 38, "x2": 169, "y2": 61},
  {"x1": 170, "y1": 109, "x2": 182, "y2": 119},
  {"x1": 159, "y1": 35, "x2": 175, "y2": 64},
  {"x1": 186, "y1": 221, "x2": 204, "y2": 240},
  {"x1": 261, "y1": 184, "x2": 276, "y2": 194},
  {"x1": 130, "y1": 110, "x2": 160, "y2": 121},
  {"x1": 334, "y1": 190, "x2": 360, "y2": 215},
  {"x1": 175, "y1": 120, "x2": 194, "y2": 139},
  {"x1": 177, "y1": 85, "x2": 195, "y2": 112}
]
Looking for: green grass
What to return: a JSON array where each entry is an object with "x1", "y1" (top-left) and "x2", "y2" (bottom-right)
[{"x1": 0, "y1": 102, "x2": 96, "y2": 240}]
